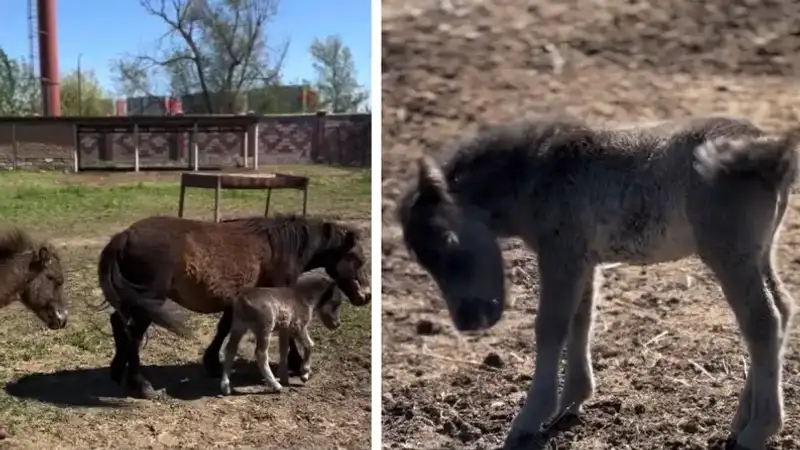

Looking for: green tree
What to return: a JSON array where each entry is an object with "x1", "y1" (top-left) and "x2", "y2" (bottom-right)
[
  {"x1": 0, "y1": 49, "x2": 40, "y2": 115},
  {"x1": 60, "y1": 69, "x2": 114, "y2": 116},
  {"x1": 111, "y1": 0, "x2": 288, "y2": 114},
  {"x1": 309, "y1": 35, "x2": 367, "y2": 113}
]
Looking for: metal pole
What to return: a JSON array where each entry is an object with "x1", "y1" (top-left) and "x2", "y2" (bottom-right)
[
  {"x1": 37, "y1": 0, "x2": 61, "y2": 116},
  {"x1": 77, "y1": 54, "x2": 82, "y2": 116}
]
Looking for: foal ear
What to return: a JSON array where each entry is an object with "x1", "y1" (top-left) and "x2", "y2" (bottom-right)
[{"x1": 416, "y1": 156, "x2": 450, "y2": 203}]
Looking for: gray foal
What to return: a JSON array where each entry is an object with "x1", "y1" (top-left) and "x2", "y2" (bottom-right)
[
  {"x1": 397, "y1": 115, "x2": 799, "y2": 450},
  {"x1": 220, "y1": 274, "x2": 344, "y2": 395}
]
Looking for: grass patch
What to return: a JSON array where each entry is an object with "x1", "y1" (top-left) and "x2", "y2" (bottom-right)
[{"x1": 0, "y1": 165, "x2": 370, "y2": 237}]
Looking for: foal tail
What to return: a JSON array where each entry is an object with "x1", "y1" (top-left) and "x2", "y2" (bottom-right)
[
  {"x1": 98, "y1": 231, "x2": 193, "y2": 338},
  {"x1": 693, "y1": 128, "x2": 800, "y2": 191}
]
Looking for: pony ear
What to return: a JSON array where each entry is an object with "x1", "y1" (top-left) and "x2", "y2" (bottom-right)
[
  {"x1": 37, "y1": 246, "x2": 51, "y2": 264},
  {"x1": 344, "y1": 230, "x2": 357, "y2": 248},
  {"x1": 416, "y1": 156, "x2": 460, "y2": 248},
  {"x1": 28, "y1": 246, "x2": 51, "y2": 271},
  {"x1": 416, "y1": 156, "x2": 450, "y2": 203}
]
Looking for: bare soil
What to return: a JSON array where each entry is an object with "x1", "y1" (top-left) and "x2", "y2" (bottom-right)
[{"x1": 381, "y1": 1, "x2": 800, "y2": 449}]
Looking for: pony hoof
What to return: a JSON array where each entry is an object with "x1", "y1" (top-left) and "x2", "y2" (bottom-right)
[
  {"x1": 300, "y1": 372, "x2": 311, "y2": 383},
  {"x1": 265, "y1": 383, "x2": 283, "y2": 393},
  {"x1": 0, "y1": 426, "x2": 7, "y2": 440},
  {"x1": 220, "y1": 384, "x2": 232, "y2": 396}
]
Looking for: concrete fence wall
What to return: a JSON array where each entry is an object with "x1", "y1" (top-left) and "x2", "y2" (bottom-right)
[{"x1": 0, "y1": 112, "x2": 370, "y2": 170}]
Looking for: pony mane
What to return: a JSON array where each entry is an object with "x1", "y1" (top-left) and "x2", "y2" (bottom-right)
[
  {"x1": 221, "y1": 214, "x2": 359, "y2": 259},
  {"x1": 0, "y1": 227, "x2": 36, "y2": 261}
]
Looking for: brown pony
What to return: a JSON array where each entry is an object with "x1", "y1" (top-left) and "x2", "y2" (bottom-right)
[
  {"x1": 0, "y1": 228, "x2": 68, "y2": 329},
  {"x1": 0, "y1": 228, "x2": 68, "y2": 441},
  {"x1": 97, "y1": 214, "x2": 370, "y2": 399}
]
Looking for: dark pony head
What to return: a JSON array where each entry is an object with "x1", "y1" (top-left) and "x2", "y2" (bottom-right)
[
  {"x1": 0, "y1": 229, "x2": 68, "y2": 330},
  {"x1": 226, "y1": 215, "x2": 371, "y2": 307},
  {"x1": 309, "y1": 220, "x2": 370, "y2": 307},
  {"x1": 397, "y1": 156, "x2": 506, "y2": 332}
]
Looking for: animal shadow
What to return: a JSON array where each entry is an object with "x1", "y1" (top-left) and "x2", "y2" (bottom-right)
[{"x1": 5, "y1": 359, "x2": 303, "y2": 407}]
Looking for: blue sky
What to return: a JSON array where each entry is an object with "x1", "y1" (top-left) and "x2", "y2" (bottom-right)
[{"x1": 0, "y1": 0, "x2": 371, "y2": 98}]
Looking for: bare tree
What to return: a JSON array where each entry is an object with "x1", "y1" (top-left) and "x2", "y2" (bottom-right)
[
  {"x1": 111, "y1": 0, "x2": 289, "y2": 114},
  {"x1": 310, "y1": 35, "x2": 368, "y2": 113}
]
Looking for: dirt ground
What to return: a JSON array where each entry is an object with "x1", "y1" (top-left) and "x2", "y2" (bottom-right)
[
  {"x1": 0, "y1": 172, "x2": 371, "y2": 450},
  {"x1": 381, "y1": 1, "x2": 800, "y2": 449}
]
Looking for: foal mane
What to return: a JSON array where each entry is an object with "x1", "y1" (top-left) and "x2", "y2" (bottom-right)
[{"x1": 222, "y1": 214, "x2": 358, "y2": 258}]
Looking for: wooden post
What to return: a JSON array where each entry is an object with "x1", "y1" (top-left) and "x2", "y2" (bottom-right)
[
  {"x1": 242, "y1": 128, "x2": 249, "y2": 169},
  {"x1": 213, "y1": 176, "x2": 221, "y2": 222},
  {"x1": 251, "y1": 121, "x2": 259, "y2": 169},
  {"x1": 133, "y1": 124, "x2": 140, "y2": 172},
  {"x1": 302, "y1": 185, "x2": 308, "y2": 216},
  {"x1": 10, "y1": 123, "x2": 18, "y2": 170},
  {"x1": 264, "y1": 188, "x2": 272, "y2": 217},
  {"x1": 192, "y1": 122, "x2": 199, "y2": 171},
  {"x1": 177, "y1": 176, "x2": 186, "y2": 218},
  {"x1": 312, "y1": 110, "x2": 328, "y2": 163},
  {"x1": 72, "y1": 124, "x2": 79, "y2": 172}
]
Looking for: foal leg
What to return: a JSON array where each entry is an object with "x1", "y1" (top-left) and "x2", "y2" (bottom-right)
[
  {"x1": 109, "y1": 311, "x2": 129, "y2": 385},
  {"x1": 730, "y1": 197, "x2": 794, "y2": 441},
  {"x1": 702, "y1": 253, "x2": 785, "y2": 450},
  {"x1": 297, "y1": 328, "x2": 315, "y2": 383},
  {"x1": 503, "y1": 248, "x2": 593, "y2": 449},
  {"x1": 125, "y1": 308, "x2": 156, "y2": 399},
  {"x1": 730, "y1": 245, "x2": 796, "y2": 438},
  {"x1": 287, "y1": 337, "x2": 305, "y2": 375},
  {"x1": 254, "y1": 327, "x2": 281, "y2": 392},
  {"x1": 203, "y1": 306, "x2": 233, "y2": 378},
  {"x1": 762, "y1": 199, "x2": 794, "y2": 340},
  {"x1": 220, "y1": 324, "x2": 246, "y2": 396},
  {"x1": 278, "y1": 330, "x2": 291, "y2": 386},
  {"x1": 558, "y1": 267, "x2": 599, "y2": 416}
]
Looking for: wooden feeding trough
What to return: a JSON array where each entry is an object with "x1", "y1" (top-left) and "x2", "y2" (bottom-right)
[{"x1": 177, "y1": 172, "x2": 310, "y2": 222}]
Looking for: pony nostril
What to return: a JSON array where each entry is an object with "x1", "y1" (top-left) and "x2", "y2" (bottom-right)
[{"x1": 452, "y1": 297, "x2": 502, "y2": 332}]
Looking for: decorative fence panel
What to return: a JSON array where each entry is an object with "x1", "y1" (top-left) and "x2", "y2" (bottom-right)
[{"x1": 0, "y1": 111, "x2": 371, "y2": 170}]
